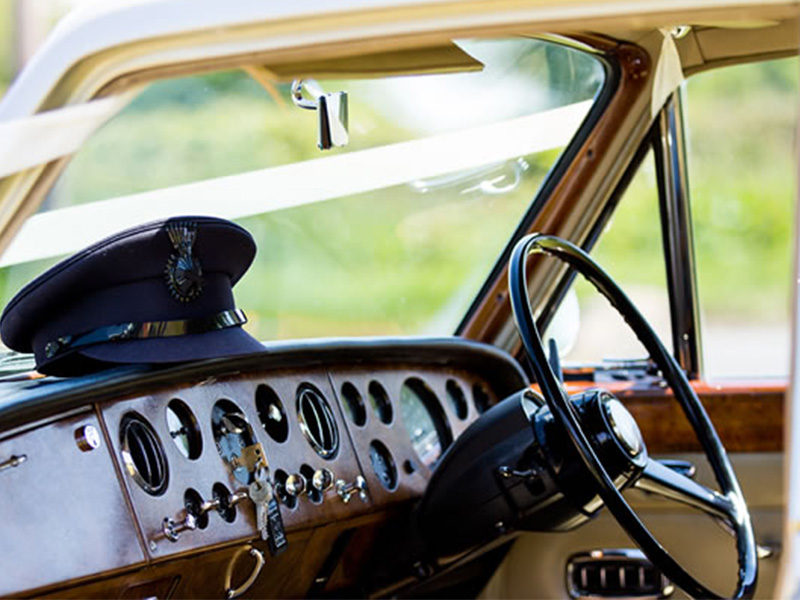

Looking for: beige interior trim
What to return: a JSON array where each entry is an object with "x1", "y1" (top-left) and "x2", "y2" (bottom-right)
[
  {"x1": 265, "y1": 42, "x2": 484, "y2": 81},
  {"x1": 678, "y1": 18, "x2": 799, "y2": 74},
  {"x1": 483, "y1": 452, "x2": 784, "y2": 599}
]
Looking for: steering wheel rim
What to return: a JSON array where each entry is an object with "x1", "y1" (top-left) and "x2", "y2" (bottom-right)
[{"x1": 509, "y1": 233, "x2": 757, "y2": 599}]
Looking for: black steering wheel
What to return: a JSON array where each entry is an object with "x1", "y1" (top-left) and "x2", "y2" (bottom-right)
[{"x1": 509, "y1": 233, "x2": 757, "y2": 599}]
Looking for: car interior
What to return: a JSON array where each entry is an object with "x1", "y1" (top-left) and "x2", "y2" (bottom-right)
[{"x1": 0, "y1": 3, "x2": 796, "y2": 599}]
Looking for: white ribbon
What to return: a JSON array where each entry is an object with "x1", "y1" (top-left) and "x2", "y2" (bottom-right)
[
  {"x1": 1, "y1": 100, "x2": 592, "y2": 267},
  {"x1": 0, "y1": 95, "x2": 133, "y2": 179}
]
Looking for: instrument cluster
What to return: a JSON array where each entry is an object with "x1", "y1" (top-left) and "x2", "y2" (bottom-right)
[
  {"x1": 0, "y1": 339, "x2": 527, "y2": 598},
  {"x1": 109, "y1": 364, "x2": 499, "y2": 559}
]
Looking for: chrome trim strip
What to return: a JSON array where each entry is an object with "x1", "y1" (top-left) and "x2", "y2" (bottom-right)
[{"x1": 44, "y1": 308, "x2": 248, "y2": 359}]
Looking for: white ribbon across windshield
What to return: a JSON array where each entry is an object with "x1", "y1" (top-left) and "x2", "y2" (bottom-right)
[
  {"x1": 0, "y1": 94, "x2": 134, "y2": 179},
  {"x1": 0, "y1": 99, "x2": 592, "y2": 267}
]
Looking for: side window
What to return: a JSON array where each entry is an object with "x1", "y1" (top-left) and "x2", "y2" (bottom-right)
[
  {"x1": 549, "y1": 147, "x2": 673, "y2": 365},
  {"x1": 685, "y1": 58, "x2": 797, "y2": 379}
]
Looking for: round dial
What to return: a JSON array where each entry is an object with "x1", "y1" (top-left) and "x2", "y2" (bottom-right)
[
  {"x1": 166, "y1": 399, "x2": 202, "y2": 460},
  {"x1": 369, "y1": 440, "x2": 397, "y2": 491},
  {"x1": 400, "y1": 378, "x2": 452, "y2": 469},
  {"x1": 211, "y1": 399, "x2": 256, "y2": 484}
]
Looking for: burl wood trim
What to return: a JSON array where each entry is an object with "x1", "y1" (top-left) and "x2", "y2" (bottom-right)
[{"x1": 562, "y1": 380, "x2": 786, "y2": 453}]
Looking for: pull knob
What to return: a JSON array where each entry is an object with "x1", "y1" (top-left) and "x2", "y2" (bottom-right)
[
  {"x1": 199, "y1": 497, "x2": 221, "y2": 514},
  {"x1": 312, "y1": 468, "x2": 335, "y2": 492},
  {"x1": 285, "y1": 473, "x2": 307, "y2": 497},
  {"x1": 335, "y1": 475, "x2": 369, "y2": 504},
  {"x1": 162, "y1": 513, "x2": 197, "y2": 542},
  {"x1": 228, "y1": 490, "x2": 249, "y2": 507}
]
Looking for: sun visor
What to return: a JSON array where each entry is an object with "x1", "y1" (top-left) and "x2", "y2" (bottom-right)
[{"x1": 264, "y1": 43, "x2": 484, "y2": 81}]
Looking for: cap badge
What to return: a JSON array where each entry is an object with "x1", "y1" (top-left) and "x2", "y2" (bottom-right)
[{"x1": 165, "y1": 222, "x2": 203, "y2": 303}]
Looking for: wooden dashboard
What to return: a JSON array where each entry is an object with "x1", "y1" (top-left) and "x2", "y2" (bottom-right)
[{"x1": 0, "y1": 338, "x2": 527, "y2": 598}]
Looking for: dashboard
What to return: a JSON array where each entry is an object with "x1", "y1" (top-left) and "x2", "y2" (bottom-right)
[{"x1": 0, "y1": 338, "x2": 527, "y2": 598}]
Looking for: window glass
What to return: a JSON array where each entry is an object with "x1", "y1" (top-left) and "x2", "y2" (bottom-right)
[
  {"x1": 548, "y1": 149, "x2": 672, "y2": 365},
  {"x1": 0, "y1": 39, "x2": 606, "y2": 344},
  {"x1": 685, "y1": 58, "x2": 797, "y2": 379}
]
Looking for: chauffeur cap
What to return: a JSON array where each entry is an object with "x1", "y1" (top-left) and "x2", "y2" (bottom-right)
[{"x1": 0, "y1": 216, "x2": 264, "y2": 376}]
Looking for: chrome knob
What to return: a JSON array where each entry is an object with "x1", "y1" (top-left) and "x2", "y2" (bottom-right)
[
  {"x1": 74, "y1": 425, "x2": 101, "y2": 452},
  {"x1": 312, "y1": 468, "x2": 334, "y2": 492},
  {"x1": 199, "y1": 497, "x2": 221, "y2": 514},
  {"x1": 285, "y1": 473, "x2": 307, "y2": 496},
  {"x1": 335, "y1": 475, "x2": 369, "y2": 504},
  {"x1": 228, "y1": 490, "x2": 249, "y2": 507},
  {"x1": 162, "y1": 513, "x2": 197, "y2": 542}
]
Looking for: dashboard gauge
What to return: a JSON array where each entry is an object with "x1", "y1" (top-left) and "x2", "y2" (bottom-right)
[
  {"x1": 400, "y1": 378, "x2": 453, "y2": 469},
  {"x1": 367, "y1": 380, "x2": 393, "y2": 424},
  {"x1": 256, "y1": 384, "x2": 289, "y2": 443},
  {"x1": 166, "y1": 398, "x2": 202, "y2": 460},
  {"x1": 369, "y1": 440, "x2": 397, "y2": 491},
  {"x1": 445, "y1": 379, "x2": 469, "y2": 420},
  {"x1": 473, "y1": 382, "x2": 492, "y2": 414},
  {"x1": 211, "y1": 399, "x2": 256, "y2": 484},
  {"x1": 340, "y1": 381, "x2": 367, "y2": 427}
]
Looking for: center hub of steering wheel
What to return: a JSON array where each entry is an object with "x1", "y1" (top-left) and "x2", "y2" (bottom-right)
[{"x1": 603, "y1": 396, "x2": 644, "y2": 457}]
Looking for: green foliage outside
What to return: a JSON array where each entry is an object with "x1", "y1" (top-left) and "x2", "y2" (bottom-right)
[
  {"x1": 688, "y1": 59, "x2": 797, "y2": 320},
  {"x1": 591, "y1": 58, "x2": 797, "y2": 322}
]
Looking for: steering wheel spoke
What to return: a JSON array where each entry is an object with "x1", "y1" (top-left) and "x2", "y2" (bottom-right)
[
  {"x1": 508, "y1": 233, "x2": 757, "y2": 599},
  {"x1": 635, "y1": 458, "x2": 735, "y2": 522}
]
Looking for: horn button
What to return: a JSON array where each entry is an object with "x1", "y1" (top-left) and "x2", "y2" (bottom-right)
[{"x1": 603, "y1": 396, "x2": 645, "y2": 458}]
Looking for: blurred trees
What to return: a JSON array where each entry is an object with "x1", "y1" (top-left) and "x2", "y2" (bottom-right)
[{"x1": 687, "y1": 58, "x2": 797, "y2": 318}]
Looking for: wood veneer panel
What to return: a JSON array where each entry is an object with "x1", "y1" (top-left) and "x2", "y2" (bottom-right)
[
  {"x1": 39, "y1": 530, "x2": 314, "y2": 599},
  {"x1": 562, "y1": 380, "x2": 785, "y2": 453}
]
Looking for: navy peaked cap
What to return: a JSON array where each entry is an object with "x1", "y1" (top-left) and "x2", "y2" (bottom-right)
[{"x1": 0, "y1": 216, "x2": 264, "y2": 376}]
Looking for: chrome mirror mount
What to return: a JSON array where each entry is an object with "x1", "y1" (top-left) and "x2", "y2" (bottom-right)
[{"x1": 291, "y1": 78, "x2": 349, "y2": 150}]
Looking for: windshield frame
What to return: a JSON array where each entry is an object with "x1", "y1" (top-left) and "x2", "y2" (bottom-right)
[{"x1": 455, "y1": 35, "x2": 618, "y2": 338}]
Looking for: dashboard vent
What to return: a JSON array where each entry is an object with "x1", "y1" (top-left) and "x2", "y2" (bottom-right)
[
  {"x1": 297, "y1": 384, "x2": 339, "y2": 459},
  {"x1": 120, "y1": 413, "x2": 168, "y2": 495},
  {"x1": 567, "y1": 549, "x2": 672, "y2": 599}
]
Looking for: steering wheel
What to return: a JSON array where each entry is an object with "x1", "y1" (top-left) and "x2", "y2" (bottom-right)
[{"x1": 509, "y1": 233, "x2": 757, "y2": 599}]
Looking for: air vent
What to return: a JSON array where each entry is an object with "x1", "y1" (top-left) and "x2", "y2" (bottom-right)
[
  {"x1": 297, "y1": 384, "x2": 339, "y2": 459},
  {"x1": 120, "y1": 413, "x2": 168, "y2": 495},
  {"x1": 567, "y1": 550, "x2": 673, "y2": 599}
]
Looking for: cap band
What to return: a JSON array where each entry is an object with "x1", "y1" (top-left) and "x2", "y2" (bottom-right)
[{"x1": 43, "y1": 308, "x2": 248, "y2": 359}]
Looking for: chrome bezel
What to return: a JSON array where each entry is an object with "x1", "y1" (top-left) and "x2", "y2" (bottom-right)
[
  {"x1": 565, "y1": 548, "x2": 674, "y2": 599},
  {"x1": 119, "y1": 412, "x2": 168, "y2": 496},
  {"x1": 165, "y1": 398, "x2": 203, "y2": 460},
  {"x1": 296, "y1": 384, "x2": 339, "y2": 460}
]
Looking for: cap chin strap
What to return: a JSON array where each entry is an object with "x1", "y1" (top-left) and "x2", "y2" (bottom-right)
[{"x1": 43, "y1": 308, "x2": 248, "y2": 360}]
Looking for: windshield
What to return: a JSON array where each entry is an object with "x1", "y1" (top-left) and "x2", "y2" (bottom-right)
[{"x1": 0, "y1": 38, "x2": 605, "y2": 343}]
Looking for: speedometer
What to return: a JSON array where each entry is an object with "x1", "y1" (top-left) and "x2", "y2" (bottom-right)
[{"x1": 399, "y1": 378, "x2": 452, "y2": 469}]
